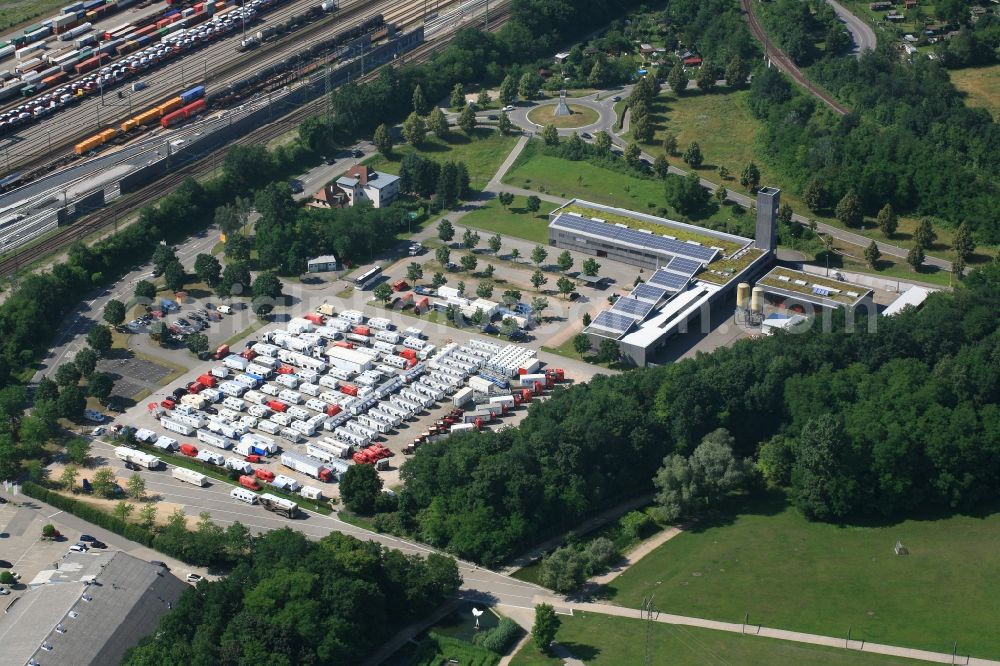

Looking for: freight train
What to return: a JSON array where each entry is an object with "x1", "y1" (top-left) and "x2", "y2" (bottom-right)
[
  {"x1": 0, "y1": 0, "x2": 309, "y2": 139},
  {"x1": 74, "y1": 85, "x2": 205, "y2": 155}
]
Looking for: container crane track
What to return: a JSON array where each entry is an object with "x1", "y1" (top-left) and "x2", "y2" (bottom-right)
[{"x1": 0, "y1": 2, "x2": 509, "y2": 277}]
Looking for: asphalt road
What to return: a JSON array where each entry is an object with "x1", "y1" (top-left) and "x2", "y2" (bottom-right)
[{"x1": 828, "y1": 0, "x2": 877, "y2": 56}]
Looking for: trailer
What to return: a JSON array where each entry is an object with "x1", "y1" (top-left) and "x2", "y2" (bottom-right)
[
  {"x1": 197, "y1": 429, "x2": 234, "y2": 450},
  {"x1": 154, "y1": 435, "x2": 179, "y2": 451},
  {"x1": 160, "y1": 417, "x2": 195, "y2": 436},
  {"x1": 279, "y1": 427, "x2": 303, "y2": 443},
  {"x1": 114, "y1": 446, "x2": 162, "y2": 469},
  {"x1": 172, "y1": 467, "x2": 207, "y2": 487},
  {"x1": 290, "y1": 419, "x2": 316, "y2": 437},
  {"x1": 223, "y1": 354, "x2": 249, "y2": 371},
  {"x1": 280, "y1": 451, "x2": 334, "y2": 481},
  {"x1": 259, "y1": 493, "x2": 298, "y2": 518},
  {"x1": 196, "y1": 449, "x2": 225, "y2": 466}
]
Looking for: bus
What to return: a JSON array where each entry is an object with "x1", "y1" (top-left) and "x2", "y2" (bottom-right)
[{"x1": 354, "y1": 265, "x2": 382, "y2": 290}]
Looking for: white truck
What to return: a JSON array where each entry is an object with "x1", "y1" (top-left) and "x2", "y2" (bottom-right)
[
  {"x1": 280, "y1": 451, "x2": 334, "y2": 482},
  {"x1": 114, "y1": 446, "x2": 162, "y2": 469}
]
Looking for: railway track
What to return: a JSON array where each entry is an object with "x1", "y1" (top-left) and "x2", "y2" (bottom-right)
[
  {"x1": 740, "y1": 0, "x2": 848, "y2": 116},
  {"x1": 0, "y1": 2, "x2": 509, "y2": 277}
]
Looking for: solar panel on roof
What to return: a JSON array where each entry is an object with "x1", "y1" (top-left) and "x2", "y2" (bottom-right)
[
  {"x1": 665, "y1": 256, "x2": 702, "y2": 277},
  {"x1": 551, "y1": 214, "x2": 718, "y2": 263},
  {"x1": 612, "y1": 297, "x2": 654, "y2": 318},
  {"x1": 648, "y1": 269, "x2": 689, "y2": 292},
  {"x1": 631, "y1": 283, "x2": 668, "y2": 303},
  {"x1": 812, "y1": 286, "x2": 830, "y2": 296},
  {"x1": 591, "y1": 310, "x2": 637, "y2": 334}
]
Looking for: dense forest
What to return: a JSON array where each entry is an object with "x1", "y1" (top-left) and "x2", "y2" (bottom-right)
[
  {"x1": 123, "y1": 529, "x2": 461, "y2": 665},
  {"x1": 375, "y1": 265, "x2": 1000, "y2": 565}
]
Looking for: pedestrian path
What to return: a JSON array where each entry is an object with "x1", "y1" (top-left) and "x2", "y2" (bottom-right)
[{"x1": 586, "y1": 525, "x2": 682, "y2": 586}]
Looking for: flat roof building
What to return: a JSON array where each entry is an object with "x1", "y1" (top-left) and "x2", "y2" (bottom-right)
[
  {"x1": 0, "y1": 551, "x2": 186, "y2": 666},
  {"x1": 755, "y1": 267, "x2": 874, "y2": 312}
]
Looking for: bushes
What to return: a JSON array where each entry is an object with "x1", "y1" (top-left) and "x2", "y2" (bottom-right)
[
  {"x1": 474, "y1": 617, "x2": 522, "y2": 654},
  {"x1": 23, "y1": 482, "x2": 155, "y2": 548}
]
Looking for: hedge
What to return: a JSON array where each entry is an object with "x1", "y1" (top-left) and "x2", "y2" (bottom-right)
[{"x1": 22, "y1": 482, "x2": 156, "y2": 548}]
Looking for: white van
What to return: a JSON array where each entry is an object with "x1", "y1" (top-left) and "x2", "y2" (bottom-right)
[
  {"x1": 217, "y1": 304, "x2": 233, "y2": 314},
  {"x1": 230, "y1": 487, "x2": 258, "y2": 504}
]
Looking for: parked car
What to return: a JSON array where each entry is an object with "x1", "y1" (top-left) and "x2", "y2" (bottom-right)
[
  {"x1": 83, "y1": 409, "x2": 105, "y2": 423},
  {"x1": 79, "y1": 534, "x2": 97, "y2": 543},
  {"x1": 92, "y1": 425, "x2": 106, "y2": 436},
  {"x1": 503, "y1": 104, "x2": 515, "y2": 111},
  {"x1": 186, "y1": 573, "x2": 203, "y2": 583},
  {"x1": 150, "y1": 560, "x2": 169, "y2": 570},
  {"x1": 612, "y1": 95, "x2": 622, "y2": 102},
  {"x1": 290, "y1": 179, "x2": 304, "y2": 194},
  {"x1": 69, "y1": 543, "x2": 88, "y2": 553}
]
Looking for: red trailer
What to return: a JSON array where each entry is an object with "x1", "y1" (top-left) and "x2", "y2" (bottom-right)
[
  {"x1": 254, "y1": 468, "x2": 275, "y2": 482},
  {"x1": 187, "y1": 381, "x2": 205, "y2": 394},
  {"x1": 399, "y1": 348, "x2": 417, "y2": 361},
  {"x1": 545, "y1": 368, "x2": 565, "y2": 382},
  {"x1": 179, "y1": 443, "x2": 198, "y2": 457},
  {"x1": 160, "y1": 398, "x2": 175, "y2": 409},
  {"x1": 391, "y1": 280, "x2": 408, "y2": 292},
  {"x1": 325, "y1": 404, "x2": 342, "y2": 417},
  {"x1": 351, "y1": 325, "x2": 370, "y2": 337},
  {"x1": 532, "y1": 381, "x2": 543, "y2": 396},
  {"x1": 238, "y1": 475, "x2": 261, "y2": 490},
  {"x1": 214, "y1": 344, "x2": 230, "y2": 360},
  {"x1": 266, "y1": 400, "x2": 288, "y2": 412},
  {"x1": 333, "y1": 341, "x2": 354, "y2": 349},
  {"x1": 415, "y1": 296, "x2": 430, "y2": 312},
  {"x1": 304, "y1": 312, "x2": 325, "y2": 325},
  {"x1": 196, "y1": 374, "x2": 217, "y2": 388},
  {"x1": 277, "y1": 364, "x2": 295, "y2": 374},
  {"x1": 245, "y1": 454, "x2": 262, "y2": 463},
  {"x1": 339, "y1": 384, "x2": 358, "y2": 397},
  {"x1": 240, "y1": 348, "x2": 257, "y2": 361}
]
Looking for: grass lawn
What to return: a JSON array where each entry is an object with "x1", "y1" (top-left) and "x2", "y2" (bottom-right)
[
  {"x1": 385, "y1": 602, "x2": 513, "y2": 666},
  {"x1": 526, "y1": 104, "x2": 599, "y2": 129},
  {"x1": 510, "y1": 612, "x2": 935, "y2": 665},
  {"x1": 459, "y1": 197, "x2": 557, "y2": 244},
  {"x1": 604, "y1": 493, "x2": 1000, "y2": 659},
  {"x1": 0, "y1": 0, "x2": 67, "y2": 31},
  {"x1": 949, "y1": 63, "x2": 1000, "y2": 120},
  {"x1": 364, "y1": 128, "x2": 519, "y2": 190}
]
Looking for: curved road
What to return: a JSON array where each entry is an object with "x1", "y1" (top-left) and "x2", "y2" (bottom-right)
[{"x1": 828, "y1": 0, "x2": 877, "y2": 56}]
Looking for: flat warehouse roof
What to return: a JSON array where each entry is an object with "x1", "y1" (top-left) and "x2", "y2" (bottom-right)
[
  {"x1": 757, "y1": 267, "x2": 873, "y2": 309},
  {"x1": 550, "y1": 213, "x2": 719, "y2": 264},
  {"x1": 324, "y1": 346, "x2": 371, "y2": 364}
]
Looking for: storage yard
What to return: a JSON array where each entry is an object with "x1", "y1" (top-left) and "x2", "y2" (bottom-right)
[{"x1": 117, "y1": 302, "x2": 570, "y2": 515}]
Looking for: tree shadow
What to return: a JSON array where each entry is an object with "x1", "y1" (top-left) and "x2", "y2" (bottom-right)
[
  {"x1": 415, "y1": 141, "x2": 450, "y2": 153},
  {"x1": 560, "y1": 643, "x2": 601, "y2": 660}
]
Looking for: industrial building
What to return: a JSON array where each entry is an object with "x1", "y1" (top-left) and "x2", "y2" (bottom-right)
[
  {"x1": 0, "y1": 551, "x2": 187, "y2": 666},
  {"x1": 564, "y1": 195, "x2": 777, "y2": 366},
  {"x1": 306, "y1": 255, "x2": 340, "y2": 273},
  {"x1": 754, "y1": 267, "x2": 875, "y2": 314}
]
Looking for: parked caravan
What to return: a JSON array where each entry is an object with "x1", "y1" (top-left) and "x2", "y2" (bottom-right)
[
  {"x1": 172, "y1": 467, "x2": 207, "y2": 487},
  {"x1": 230, "y1": 487, "x2": 258, "y2": 504}
]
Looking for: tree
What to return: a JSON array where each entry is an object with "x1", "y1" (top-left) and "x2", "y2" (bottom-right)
[
  {"x1": 696, "y1": 62, "x2": 716, "y2": 91},
  {"x1": 402, "y1": 112, "x2": 426, "y2": 146},
  {"x1": 531, "y1": 245, "x2": 548, "y2": 267},
  {"x1": 103, "y1": 299, "x2": 126, "y2": 326},
  {"x1": 151, "y1": 244, "x2": 177, "y2": 276},
  {"x1": 87, "y1": 372, "x2": 114, "y2": 402},
  {"x1": 953, "y1": 222, "x2": 975, "y2": 261},
  {"x1": 653, "y1": 154, "x2": 670, "y2": 178},
  {"x1": 740, "y1": 162, "x2": 761, "y2": 192},
  {"x1": 470, "y1": 307, "x2": 485, "y2": 325},
  {"x1": 462, "y1": 228, "x2": 480, "y2": 250},
  {"x1": 530, "y1": 270, "x2": 547, "y2": 290},
  {"x1": 55, "y1": 363, "x2": 81, "y2": 387},
  {"x1": 519, "y1": 196, "x2": 540, "y2": 216},
  {"x1": 114, "y1": 501, "x2": 134, "y2": 523},
  {"x1": 594, "y1": 130, "x2": 612, "y2": 153},
  {"x1": 665, "y1": 172, "x2": 709, "y2": 216},
  {"x1": 864, "y1": 241, "x2": 881, "y2": 269},
  {"x1": 373, "y1": 123, "x2": 393, "y2": 156},
  {"x1": 667, "y1": 63, "x2": 688, "y2": 95},
  {"x1": 874, "y1": 203, "x2": 897, "y2": 237},
  {"x1": 55, "y1": 464, "x2": 78, "y2": 491},
  {"x1": 497, "y1": 111, "x2": 513, "y2": 136},
  {"x1": 487, "y1": 233, "x2": 502, "y2": 255},
  {"x1": 725, "y1": 55, "x2": 749, "y2": 88},
  {"x1": 163, "y1": 260, "x2": 186, "y2": 293},
  {"x1": 477, "y1": 89, "x2": 491, "y2": 108},
  {"x1": 126, "y1": 473, "x2": 146, "y2": 500},
  {"x1": 530, "y1": 296, "x2": 548, "y2": 320},
  {"x1": 406, "y1": 262, "x2": 424, "y2": 283},
  {"x1": 683, "y1": 142, "x2": 703, "y2": 168},
  {"x1": 476, "y1": 281, "x2": 495, "y2": 299},
  {"x1": 662, "y1": 132, "x2": 678, "y2": 156},
  {"x1": 435, "y1": 245, "x2": 451, "y2": 268},
  {"x1": 539, "y1": 546, "x2": 586, "y2": 592},
  {"x1": 219, "y1": 262, "x2": 251, "y2": 297},
  {"x1": 432, "y1": 272, "x2": 446, "y2": 288},
  {"x1": 65, "y1": 437, "x2": 90, "y2": 465},
  {"x1": 428, "y1": 107, "x2": 449, "y2": 137},
  {"x1": 532, "y1": 603, "x2": 561, "y2": 652},
  {"x1": 556, "y1": 250, "x2": 573, "y2": 272},
  {"x1": 57, "y1": 385, "x2": 86, "y2": 421},
  {"x1": 482, "y1": 263, "x2": 495, "y2": 279},
  {"x1": 803, "y1": 178, "x2": 826, "y2": 213},
  {"x1": 138, "y1": 504, "x2": 157, "y2": 530},
  {"x1": 498, "y1": 317, "x2": 518, "y2": 338},
  {"x1": 573, "y1": 334, "x2": 592, "y2": 355},
  {"x1": 134, "y1": 279, "x2": 156, "y2": 302},
  {"x1": 835, "y1": 189, "x2": 863, "y2": 228},
  {"x1": 715, "y1": 185, "x2": 728, "y2": 204},
  {"x1": 341, "y1": 462, "x2": 383, "y2": 515},
  {"x1": 450, "y1": 82, "x2": 465, "y2": 110},
  {"x1": 596, "y1": 339, "x2": 620, "y2": 364},
  {"x1": 907, "y1": 244, "x2": 925, "y2": 271},
  {"x1": 412, "y1": 84, "x2": 427, "y2": 115},
  {"x1": 437, "y1": 218, "x2": 455, "y2": 243},
  {"x1": 654, "y1": 429, "x2": 747, "y2": 521},
  {"x1": 86, "y1": 325, "x2": 112, "y2": 357},
  {"x1": 778, "y1": 203, "x2": 794, "y2": 227},
  {"x1": 74, "y1": 348, "x2": 97, "y2": 378},
  {"x1": 632, "y1": 112, "x2": 654, "y2": 143},
  {"x1": 458, "y1": 104, "x2": 477, "y2": 135},
  {"x1": 373, "y1": 283, "x2": 393, "y2": 304},
  {"x1": 193, "y1": 254, "x2": 222, "y2": 288},
  {"x1": 620, "y1": 142, "x2": 640, "y2": 168},
  {"x1": 542, "y1": 124, "x2": 559, "y2": 146},
  {"x1": 254, "y1": 302, "x2": 274, "y2": 320},
  {"x1": 914, "y1": 218, "x2": 937, "y2": 249},
  {"x1": 36, "y1": 377, "x2": 59, "y2": 404},
  {"x1": 498, "y1": 191, "x2": 515, "y2": 209},
  {"x1": 502, "y1": 289, "x2": 522, "y2": 306},
  {"x1": 556, "y1": 276, "x2": 575, "y2": 297},
  {"x1": 460, "y1": 254, "x2": 478, "y2": 272},
  {"x1": 588, "y1": 57, "x2": 607, "y2": 87},
  {"x1": 186, "y1": 332, "x2": 209, "y2": 356},
  {"x1": 582, "y1": 258, "x2": 600, "y2": 276},
  {"x1": 510, "y1": 248, "x2": 521, "y2": 263},
  {"x1": 251, "y1": 272, "x2": 283, "y2": 301},
  {"x1": 92, "y1": 467, "x2": 117, "y2": 498},
  {"x1": 499, "y1": 74, "x2": 517, "y2": 106},
  {"x1": 518, "y1": 72, "x2": 540, "y2": 100}
]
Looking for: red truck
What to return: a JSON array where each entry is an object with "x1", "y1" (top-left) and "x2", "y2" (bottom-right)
[
  {"x1": 179, "y1": 443, "x2": 198, "y2": 457},
  {"x1": 339, "y1": 384, "x2": 358, "y2": 397},
  {"x1": 196, "y1": 374, "x2": 217, "y2": 388},
  {"x1": 325, "y1": 404, "x2": 342, "y2": 417},
  {"x1": 254, "y1": 468, "x2": 275, "y2": 482},
  {"x1": 214, "y1": 344, "x2": 230, "y2": 360},
  {"x1": 238, "y1": 475, "x2": 261, "y2": 491},
  {"x1": 351, "y1": 325, "x2": 370, "y2": 337},
  {"x1": 391, "y1": 280, "x2": 409, "y2": 292},
  {"x1": 304, "y1": 312, "x2": 325, "y2": 325},
  {"x1": 266, "y1": 400, "x2": 288, "y2": 413}
]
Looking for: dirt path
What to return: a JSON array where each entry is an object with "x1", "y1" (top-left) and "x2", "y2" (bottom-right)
[{"x1": 587, "y1": 525, "x2": 683, "y2": 586}]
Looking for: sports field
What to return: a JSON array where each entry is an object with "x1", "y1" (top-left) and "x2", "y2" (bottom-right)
[{"x1": 604, "y1": 494, "x2": 1000, "y2": 659}]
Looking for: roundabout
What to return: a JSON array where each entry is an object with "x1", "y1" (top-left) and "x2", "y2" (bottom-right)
[{"x1": 525, "y1": 103, "x2": 600, "y2": 129}]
